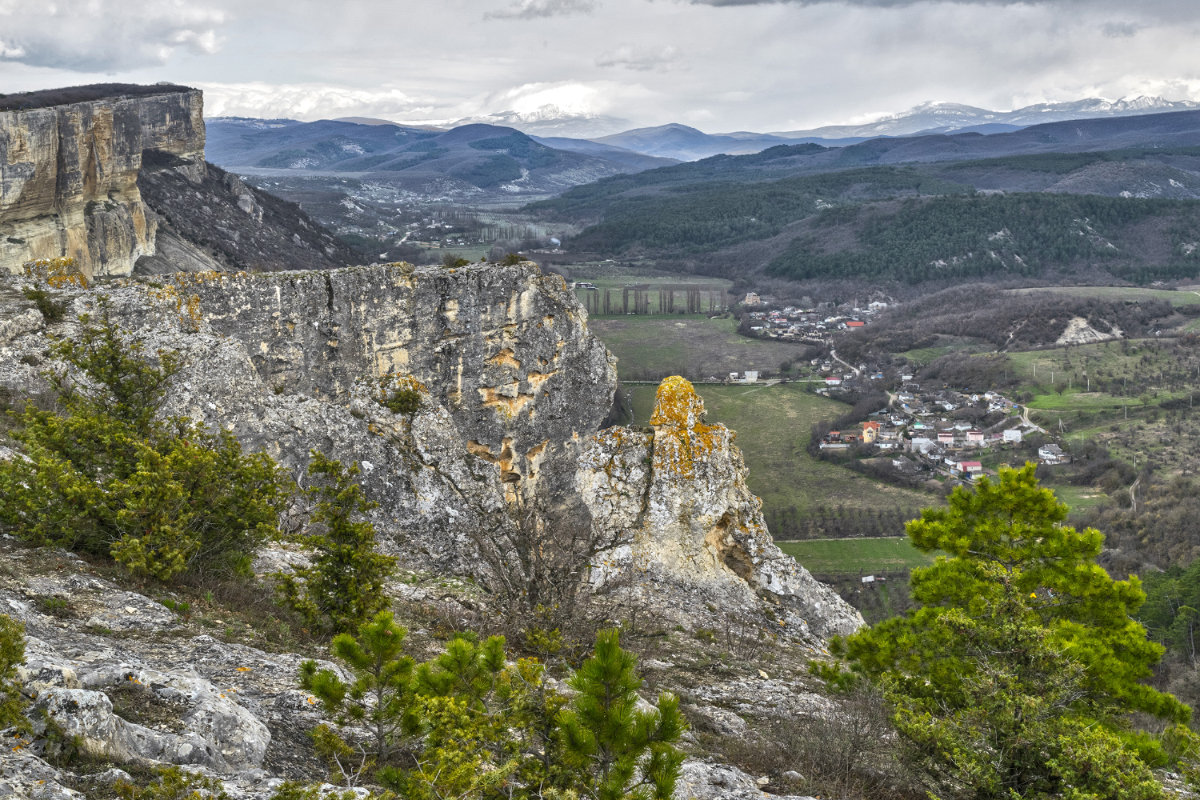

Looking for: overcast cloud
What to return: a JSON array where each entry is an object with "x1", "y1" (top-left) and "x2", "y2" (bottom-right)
[
  {"x1": 0, "y1": 0, "x2": 226, "y2": 72},
  {"x1": 1, "y1": 0, "x2": 1198, "y2": 134},
  {"x1": 485, "y1": 0, "x2": 597, "y2": 20}
]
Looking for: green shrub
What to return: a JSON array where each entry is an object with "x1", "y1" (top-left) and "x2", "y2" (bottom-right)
[
  {"x1": 21, "y1": 287, "x2": 66, "y2": 322},
  {"x1": 114, "y1": 766, "x2": 229, "y2": 800},
  {"x1": 0, "y1": 301, "x2": 292, "y2": 580},
  {"x1": 277, "y1": 452, "x2": 395, "y2": 634},
  {"x1": 375, "y1": 374, "x2": 425, "y2": 415},
  {"x1": 0, "y1": 615, "x2": 29, "y2": 733}
]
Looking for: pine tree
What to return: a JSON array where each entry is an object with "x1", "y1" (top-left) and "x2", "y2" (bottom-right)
[
  {"x1": 839, "y1": 463, "x2": 1189, "y2": 800},
  {"x1": 279, "y1": 452, "x2": 396, "y2": 634},
  {"x1": 299, "y1": 610, "x2": 418, "y2": 771},
  {"x1": 557, "y1": 629, "x2": 686, "y2": 800}
]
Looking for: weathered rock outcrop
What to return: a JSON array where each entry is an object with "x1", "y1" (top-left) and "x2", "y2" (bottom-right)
[
  {"x1": 0, "y1": 263, "x2": 858, "y2": 635},
  {"x1": 577, "y1": 377, "x2": 863, "y2": 639},
  {"x1": 0, "y1": 261, "x2": 616, "y2": 579},
  {"x1": 0, "y1": 84, "x2": 356, "y2": 279},
  {"x1": 0, "y1": 85, "x2": 204, "y2": 278}
]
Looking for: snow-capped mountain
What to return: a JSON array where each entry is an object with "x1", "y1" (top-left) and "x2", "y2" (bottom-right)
[{"x1": 771, "y1": 96, "x2": 1200, "y2": 139}]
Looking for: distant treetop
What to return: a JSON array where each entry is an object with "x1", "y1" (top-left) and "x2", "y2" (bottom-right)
[{"x1": 0, "y1": 83, "x2": 196, "y2": 112}]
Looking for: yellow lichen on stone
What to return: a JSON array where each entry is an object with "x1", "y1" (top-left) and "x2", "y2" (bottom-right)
[
  {"x1": 649, "y1": 376, "x2": 718, "y2": 478},
  {"x1": 144, "y1": 282, "x2": 203, "y2": 331},
  {"x1": 23, "y1": 257, "x2": 88, "y2": 289},
  {"x1": 171, "y1": 270, "x2": 228, "y2": 288}
]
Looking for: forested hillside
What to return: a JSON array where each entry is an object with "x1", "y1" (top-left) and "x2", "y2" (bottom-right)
[
  {"x1": 766, "y1": 193, "x2": 1200, "y2": 284},
  {"x1": 526, "y1": 114, "x2": 1200, "y2": 289}
]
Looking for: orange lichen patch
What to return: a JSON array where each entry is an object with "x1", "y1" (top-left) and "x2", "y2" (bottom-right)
[
  {"x1": 378, "y1": 373, "x2": 426, "y2": 395},
  {"x1": 467, "y1": 441, "x2": 498, "y2": 463},
  {"x1": 525, "y1": 371, "x2": 556, "y2": 391},
  {"x1": 145, "y1": 282, "x2": 203, "y2": 331},
  {"x1": 649, "y1": 376, "x2": 718, "y2": 478},
  {"x1": 487, "y1": 348, "x2": 522, "y2": 370},
  {"x1": 649, "y1": 376, "x2": 706, "y2": 429},
  {"x1": 170, "y1": 270, "x2": 231, "y2": 288},
  {"x1": 478, "y1": 385, "x2": 533, "y2": 418},
  {"x1": 23, "y1": 257, "x2": 88, "y2": 289}
]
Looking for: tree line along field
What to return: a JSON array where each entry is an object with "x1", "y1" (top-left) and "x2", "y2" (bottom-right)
[{"x1": 572, "y1": 279, "x2": 733, "y2": 318}]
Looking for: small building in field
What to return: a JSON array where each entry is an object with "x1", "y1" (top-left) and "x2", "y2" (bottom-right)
[{"x1": 960, "y1": 461, "x2": 984, "y2": 477}]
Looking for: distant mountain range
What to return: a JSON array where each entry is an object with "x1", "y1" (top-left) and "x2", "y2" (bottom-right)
[
  {"x1": 205, "y1": 117, "x2": 676, "y2": 199},
  {"x1": 209, "y1": 98, "x2": 1200, "y2": 189},
  {"x1": 207, "y1": 97, "x2": 1200, "y2": 196},
  {"x1": 600, "y1": 98, "x2": 1200, "y2": 162}
]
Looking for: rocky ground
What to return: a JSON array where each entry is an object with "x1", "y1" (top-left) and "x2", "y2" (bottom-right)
[{"x1": 0, "y1": 534, "x2": 842, "y2": 799}]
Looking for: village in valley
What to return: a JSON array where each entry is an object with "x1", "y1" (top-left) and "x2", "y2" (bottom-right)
[
  {"x1": 736, "y1": 291, "x2": 1071, "y2": 486},
  {"x1": 740, "y1": 291, "x2": 885, "y2": 345},
  {"x1": 816, "y1": 380, "x2": 1068, "y2": 483}
]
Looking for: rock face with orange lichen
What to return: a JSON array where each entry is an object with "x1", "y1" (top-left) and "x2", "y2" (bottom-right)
[
  {"x1": 0, "y1": 260, "x2": 615, "y2": 581},
  {"x1": 576, "y1": 376, "x2": 863, "y2": 640}
]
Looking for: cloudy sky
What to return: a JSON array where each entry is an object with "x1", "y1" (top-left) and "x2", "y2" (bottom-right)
[{"x1": 1, "y1": 0, "x2": 1199, "y2": 134}]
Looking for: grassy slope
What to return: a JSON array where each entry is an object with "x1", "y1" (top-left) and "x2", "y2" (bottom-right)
[
  {"x1": 591, "y1": 315, "x2": 815, "y2": 381},
  {"x1": 776, "y1": 537, "x2": 934, "y2": 575}
]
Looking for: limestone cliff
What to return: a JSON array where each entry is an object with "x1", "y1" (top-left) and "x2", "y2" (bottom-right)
[
  {"x1": 0, "y1": 263, "x2": 864, "y2": 797},
  {"x1": 0, "y1": 260, "x2": 859, "y2": 640},
  {"x1": 0, "y1": 85, "x2": 203, "y2": 278},
  {"x1": 577, "y1": 377, "x2": 863, "y2": 639},
  {"x1": 0, "y1": 261, "x2": 616, "y2": 580},
  {"x1": 0, "y1": 84, "x2": 355, "y2": 279}
]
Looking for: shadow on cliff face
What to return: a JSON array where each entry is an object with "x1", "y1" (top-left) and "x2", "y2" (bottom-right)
[{"x1": 136, "y1": 158, "x2": 363, "y2": 274}]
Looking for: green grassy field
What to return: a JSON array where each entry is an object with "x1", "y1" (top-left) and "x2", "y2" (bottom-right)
[
  {"x1": 626, "y1": 382, "x2": 934, "y2": 520},
  {"x1": 899, "y1": 336, "x2": 990, "y2": 365},
  {"x1": 1010, "y1": 286, "x2": 1200, "y2": 308},
  {"x1": 1045, "y1": 484, "x2": 1107, "y2": 514},
  {"x1": 776, "y1": 537, "x2": 934, "y2": 576},
  {"x1": 591, "y1": 315, "x2": 816, "y2": 382}
]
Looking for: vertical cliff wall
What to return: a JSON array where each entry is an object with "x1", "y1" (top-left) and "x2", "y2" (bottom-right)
[
  {"x1": 0, "y1": 86, "x2": 206, "y2": 279},
  {"x1": 0, "y1": 260, "x2": 616, "y2": 577},
  {"x1": 170, "y1": 261, "x2": 618, "y2": 499}
]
